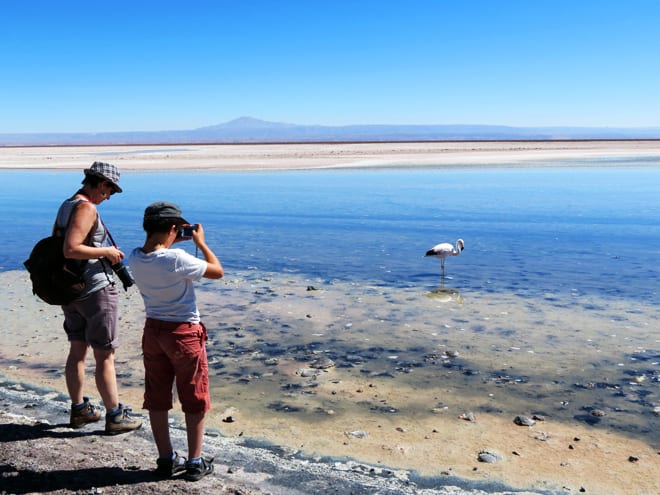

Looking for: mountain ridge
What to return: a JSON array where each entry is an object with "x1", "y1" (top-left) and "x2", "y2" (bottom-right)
[{"x1": 2, "y1": 117, "x2": 660, "y2": 146}]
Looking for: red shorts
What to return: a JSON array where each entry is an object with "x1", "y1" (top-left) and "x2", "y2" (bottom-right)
[{"x1": 142, "y1": 318, "x2": 210, "y2": 414}]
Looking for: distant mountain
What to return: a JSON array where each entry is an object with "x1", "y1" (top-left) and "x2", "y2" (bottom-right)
[
  {"x1": 2, "y1": 117, "x2": 660, "y2": 146},
  {"x1": 199, "y1": 116, "x2": 297, "y2": 130}
]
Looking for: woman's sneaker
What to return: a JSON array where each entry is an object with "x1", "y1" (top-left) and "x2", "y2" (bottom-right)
[
  {"x1": 184, "y1": 457, "x2": 214, "y2": 481},
  {"x1": 155, "y1": 452, "x2": 187, "y2": 478},
  {"x1": 69, "y1": 397, "x2": 101, "y2": 428},
  {"x1": 105, "y1": 404, "x2": 142, "y2": 435}
]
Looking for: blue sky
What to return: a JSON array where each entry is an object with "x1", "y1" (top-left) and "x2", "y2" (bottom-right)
[{"x1": 2, "y1": 0, "x2": 659, "y2": 133}]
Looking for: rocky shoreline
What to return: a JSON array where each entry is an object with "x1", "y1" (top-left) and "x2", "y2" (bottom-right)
[{"x1": 1, "y1": 377, "x2": 550, "y2": 495}]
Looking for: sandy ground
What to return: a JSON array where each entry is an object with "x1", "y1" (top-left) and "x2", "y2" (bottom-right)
[
  {"x1": 1, "y1": 141, "x2": 659, "y2": 494},
  {"x1": 1, "y1": 140, "x2": 660, "y2": 171}
]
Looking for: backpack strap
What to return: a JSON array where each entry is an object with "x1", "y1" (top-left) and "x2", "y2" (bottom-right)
[
  {"x1": 52, "y1": 198, "x2": 97, "y2": 272},
  {"x1": 52, "y1": 198, "x2": 84, "y2": 236},
  {"x1": 52, "y1": 198, "x2": 97, "y2": 245}
]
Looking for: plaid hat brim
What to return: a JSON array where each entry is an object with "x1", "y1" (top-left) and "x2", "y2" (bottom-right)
[{"x1": 84, "y1": 162, "x2": 123, "y2": 193}]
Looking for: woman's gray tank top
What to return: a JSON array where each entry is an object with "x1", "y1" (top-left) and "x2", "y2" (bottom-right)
[{"x1": 56, "y1": 197, "x2": 114, "y2": 297}]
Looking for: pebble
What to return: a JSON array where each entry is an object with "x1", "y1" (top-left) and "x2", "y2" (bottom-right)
[
  {"x1": 478, "y1": 450, "x2": 503, "y2": 463},
  {"x1": 309, "y1": 356, "x2": 335, "y2": 369},
  {"x1": 459, "y1": 411, "x2": 476, "y2": 422},
  {"x1": 296, "y1": 368, "x2": 322, "y2": 377},
  {"x1": 345, "y1": 430, "x2": 369, "y2": 439},
  {"x1": 514, "y1": 415, "x2": 536, "y2": 426}
]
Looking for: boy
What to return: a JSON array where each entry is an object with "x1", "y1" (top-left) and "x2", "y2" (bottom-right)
[{"x1": 128, "y1": 201, "x2": 223, "y2": 481}]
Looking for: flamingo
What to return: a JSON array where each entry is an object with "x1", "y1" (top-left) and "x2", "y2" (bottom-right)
[{"x1": 425, "y1": 239, "x2": 465, "y2": 279}]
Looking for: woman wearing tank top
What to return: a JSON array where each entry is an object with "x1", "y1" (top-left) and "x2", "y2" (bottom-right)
[{"x1": 56, "y1": 161, "x2": 141, "y2": 435}]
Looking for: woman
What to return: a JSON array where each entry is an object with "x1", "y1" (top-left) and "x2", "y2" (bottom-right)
[{"x1": 57, "y1": 161, "x2": 141, "y2": 434}]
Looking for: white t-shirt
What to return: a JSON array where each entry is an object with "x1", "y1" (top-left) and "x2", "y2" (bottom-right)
[{"x1": 128, "y1": 247, "x2": 207, "y2": 323}]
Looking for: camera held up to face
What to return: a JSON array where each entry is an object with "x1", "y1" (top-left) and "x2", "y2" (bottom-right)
[{"x1": 178, "y1": 224, "x2": 198, "y2": 238}]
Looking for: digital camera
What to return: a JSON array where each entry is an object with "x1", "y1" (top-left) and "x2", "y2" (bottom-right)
[
  {"x1": 180, "y1": 225, "x2": 198, "y2": 237},
  {"x1": 111, "y1": 262, "x2": 135, "y2": 291}
]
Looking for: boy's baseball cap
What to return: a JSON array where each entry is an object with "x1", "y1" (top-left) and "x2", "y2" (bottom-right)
[{"x1": 143, "y1": 201, "x2": 189, "y2": 224}]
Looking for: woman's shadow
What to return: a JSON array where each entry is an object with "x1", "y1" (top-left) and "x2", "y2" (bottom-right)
[{"x1": 0, "y1": 422, "x2": 158, "y2": 493}]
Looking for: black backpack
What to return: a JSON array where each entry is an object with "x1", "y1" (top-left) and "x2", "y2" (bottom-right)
[{"x1": 24, "y1": 201, "x2": 88, "y2": 305}]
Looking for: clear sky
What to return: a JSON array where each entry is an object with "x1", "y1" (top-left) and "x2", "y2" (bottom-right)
[{"x1": 2, "y1": 0, "x2": 660, "y2": 133}]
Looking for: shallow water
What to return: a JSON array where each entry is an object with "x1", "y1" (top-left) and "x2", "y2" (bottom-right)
[
  {"x1": 189, "y1": 269, "x2": 660, "y2": 451},
  {"x1": 1, "y1": 162, "x2": 659, "y2": 454}
]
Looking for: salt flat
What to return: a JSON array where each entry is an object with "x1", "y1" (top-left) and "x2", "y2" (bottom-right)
[{"x1": 2, "y1": 140, "x2": 660, "y2": 171}]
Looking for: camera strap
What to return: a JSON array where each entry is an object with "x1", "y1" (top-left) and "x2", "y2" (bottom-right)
[
  {"x1": 96, "y1": 217, "x2": 122, "y2": 286},
  {"x1": 100, "y1": 217, "x2": 119, "y2": 248}
]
